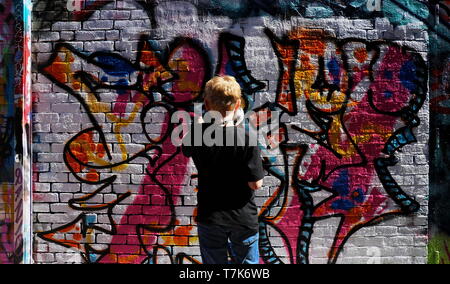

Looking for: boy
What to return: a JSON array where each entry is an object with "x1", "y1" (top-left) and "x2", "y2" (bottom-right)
[{"x1": 182, "y1": 76, "x2": 265, "y2": 264}]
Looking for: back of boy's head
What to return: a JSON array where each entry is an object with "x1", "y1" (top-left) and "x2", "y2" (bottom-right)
[{"x1": 204, "y1": 76, "x2": 242, "y2": 116}]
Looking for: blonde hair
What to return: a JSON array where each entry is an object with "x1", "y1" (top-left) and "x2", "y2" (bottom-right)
[{"x1": 204, "y1": 76, "x2": 242, "y2": 115}]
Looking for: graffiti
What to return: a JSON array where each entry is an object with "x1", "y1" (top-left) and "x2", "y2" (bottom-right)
[
  {"x1": 33, "y1": 0, "x2": 153, "y2": 29},
  {"x1": 13, "y1": 167, "x2": 23, "y2": 263},
  {"x1": 429, "y1": 54, "x2": 450, "y2": 264},
  {"x1": 34, "y1": 0, "x2": 416, "y2": 32},
  {"x1": 0, "y1": 222, "x2": 13, "y2": 263},
  {"x1": 215, "y1": 33, "x2": 267, "y2": 110},
  {"x1": 33, "y1": 0, "x2": 386, "y2": 25},
  {"x1": 34, "y1": 0, "x2": 113, "y2": 24},
  {"x1": 0, "y1": 0, "x2": 15, "y2": 183},
  {"x1": 386, "y1": 0, "x2": 449, "y2": 45},
  {"x1": 0, "y1": 116, "x2": 13, "y2": 180},
  {"x1": 430, "y1": 53, "x2": 450, "y2": 115},
  {"x1": 430, "y1": 63, "x2": 450, "y2": 115},
  {"x1": 0, "y1": 0, "x2": 20, "y2": 264},
  {"x1": 366, "y1": 0, "x2": 382, "y2": 11},
  {"x1": 429, "y1": 234, "x2": 450, "y2": 264},
  {"x1": 19, "y1": 0, "x2": 33, "y2": 264},
  {"x1": 36, "y1": 33, "x2": 210, "y2": 263},
  {"x1": 0, "y1": 184, "x2": 14, "y2": 263},
  {"x1": 254, "y1": 27, "x2": 427, "y2": 264},
  {"x1": 35, "y1": 24, "x2": 271, "y2": 262},
  {"x1": 31, "y1": 0, "x2": 450, "y2": 42},
  {"x1": 0, "y1": 0, "x2": 33, "y2": 264},
  {"x1": 147, "y1": 0, "x2": 387, "y2": 20}
]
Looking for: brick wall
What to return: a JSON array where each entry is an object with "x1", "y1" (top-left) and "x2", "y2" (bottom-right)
[
  {"x1": 0, "y1": 0, "x2": 23, "y2": 264},
  {"x1": 32, "y1": 0, "x2": 430, "y2": 264},
  {"x1": 428, "y1": 0, "x2": 450, "y2": 265}
]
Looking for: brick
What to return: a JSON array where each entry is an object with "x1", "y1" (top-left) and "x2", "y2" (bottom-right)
[
  {"x1": 52, "y1": 183, "x2": 80, "y2": 193},
  {"x1": 34, "y1": 113, "x2": 59, "y2": 123},
  {"x1": 75, "y1": 31, "x2": 106, "y2": 41},
  {"x1": 50, "y1": 204, "x2": 70, "y2": 213},
  {"x1": 39, "y1": 32, "x2": 60, "y2": 41},
  {"x1": 39, "y1": 173, "x2": 69, "y2": 183},
  {"x1": 52, "y1": 22, "x2": 82, "y2": 31},
  {"x1": 60, "y1": 31, "x2": 75, "y2": 41},
  {"x1": 84, "y1": 41, "x2": 115, "y2": 52},
  {"x1": 34, "y1": 253, "x2": 55, "y2": 263},
  {"x1": 37, "y1": 213, "x2": 74, "y2": 223},
  {"x1": 52, "y1": 103, "x2": 81, "y2": 113},
  {"x1": 34, "y1": 203, "x2": 50, "y2": 213},
  {"x1": 32, "y1": 42, "x2": 53, "y2": 53},
  {"x1": 37, "y1": 153, "x2": 64, "y2": 162},
  {"x1": 51, "y1": 123, "x2": 81, "y2": 133},
  {"x1": 83, "y1": 20, "x2": 114, "y2": 30},
  {"x1": 101, "y1": 10, "x2": 131, "y2": 20},
  {"x1": 34, "y1": 183, "x2": 51, "y2": 192}
]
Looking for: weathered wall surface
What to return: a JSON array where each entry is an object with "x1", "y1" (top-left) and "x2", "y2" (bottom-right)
[{"x1": 32, "y1": 0, "x2": 432, "y2": 264}]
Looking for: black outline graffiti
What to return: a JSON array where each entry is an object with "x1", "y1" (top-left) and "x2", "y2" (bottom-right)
[
  {"x1": 264, "y1": 28, "x2": 300, "y2": 116},
  {"x1": 256, "y1": 28, "x2": 428, "y2": 264},
  {"x1": 33, "y1": 1, "x2": 429, "y2": 263},
  {"x1": 0, "y1": 220, "x2": 14, "y2": 263},
  {"x1": 216, "y1": 32, "x2": 266, "y2": 111},
  {"x1": 37, "y1": 32, "x2": 216, "y2": 263},
  {"x1": 0, "y1": 0, "x2": 16, "y2": 183},
  {"x1": 33, "y1": 0, "x2": 115, "y2": 29},
  {"x1": 33, "y1": 0, "x2": 383, "y2": 28},
  {"x1": 428, "y1": 0, "x2": 450, "y2": 262},
  {"x1": 36, "y1": 26, "x2": 271, "y2": 263},
  {"x1": 32, "y1": 0, "x2": 450, "y2": 47},
  {"x1": 0, "y1": 117, "x2": 14, "y2": 175}
]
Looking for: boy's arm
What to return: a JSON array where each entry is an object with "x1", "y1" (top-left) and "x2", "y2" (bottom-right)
[{"x1": 246, "y1": 146, "x2": 265, "y2": 190}]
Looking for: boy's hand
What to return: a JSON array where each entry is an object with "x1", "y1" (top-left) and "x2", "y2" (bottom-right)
[{"x1": 248, "y1": 180, "x2": 263, "y2": 190}]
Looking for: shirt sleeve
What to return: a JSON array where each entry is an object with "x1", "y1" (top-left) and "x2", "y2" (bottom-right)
[{"x1": 245, "y1": 146, "x2": 265, "y2": 182}]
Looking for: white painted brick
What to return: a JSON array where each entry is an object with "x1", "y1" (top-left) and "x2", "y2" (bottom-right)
[
  {"x1": 52, "y1": 183, "x2": 80, "y2": 193},
  {"x1": 39, "y1": 173, "x2": 69, "y2": 183},
  {"x1": 52, "y1": 21, "x2": 82, "y2": 31}
]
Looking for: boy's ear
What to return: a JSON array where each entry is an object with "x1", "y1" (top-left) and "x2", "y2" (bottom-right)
[{"x1": 234, "y1": 99, "x2": 241, "y2": 111}]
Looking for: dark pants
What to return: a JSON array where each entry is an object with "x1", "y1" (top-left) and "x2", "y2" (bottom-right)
[{"x1": 198, "y1": 223, "x2": 259, "y2": 264}]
